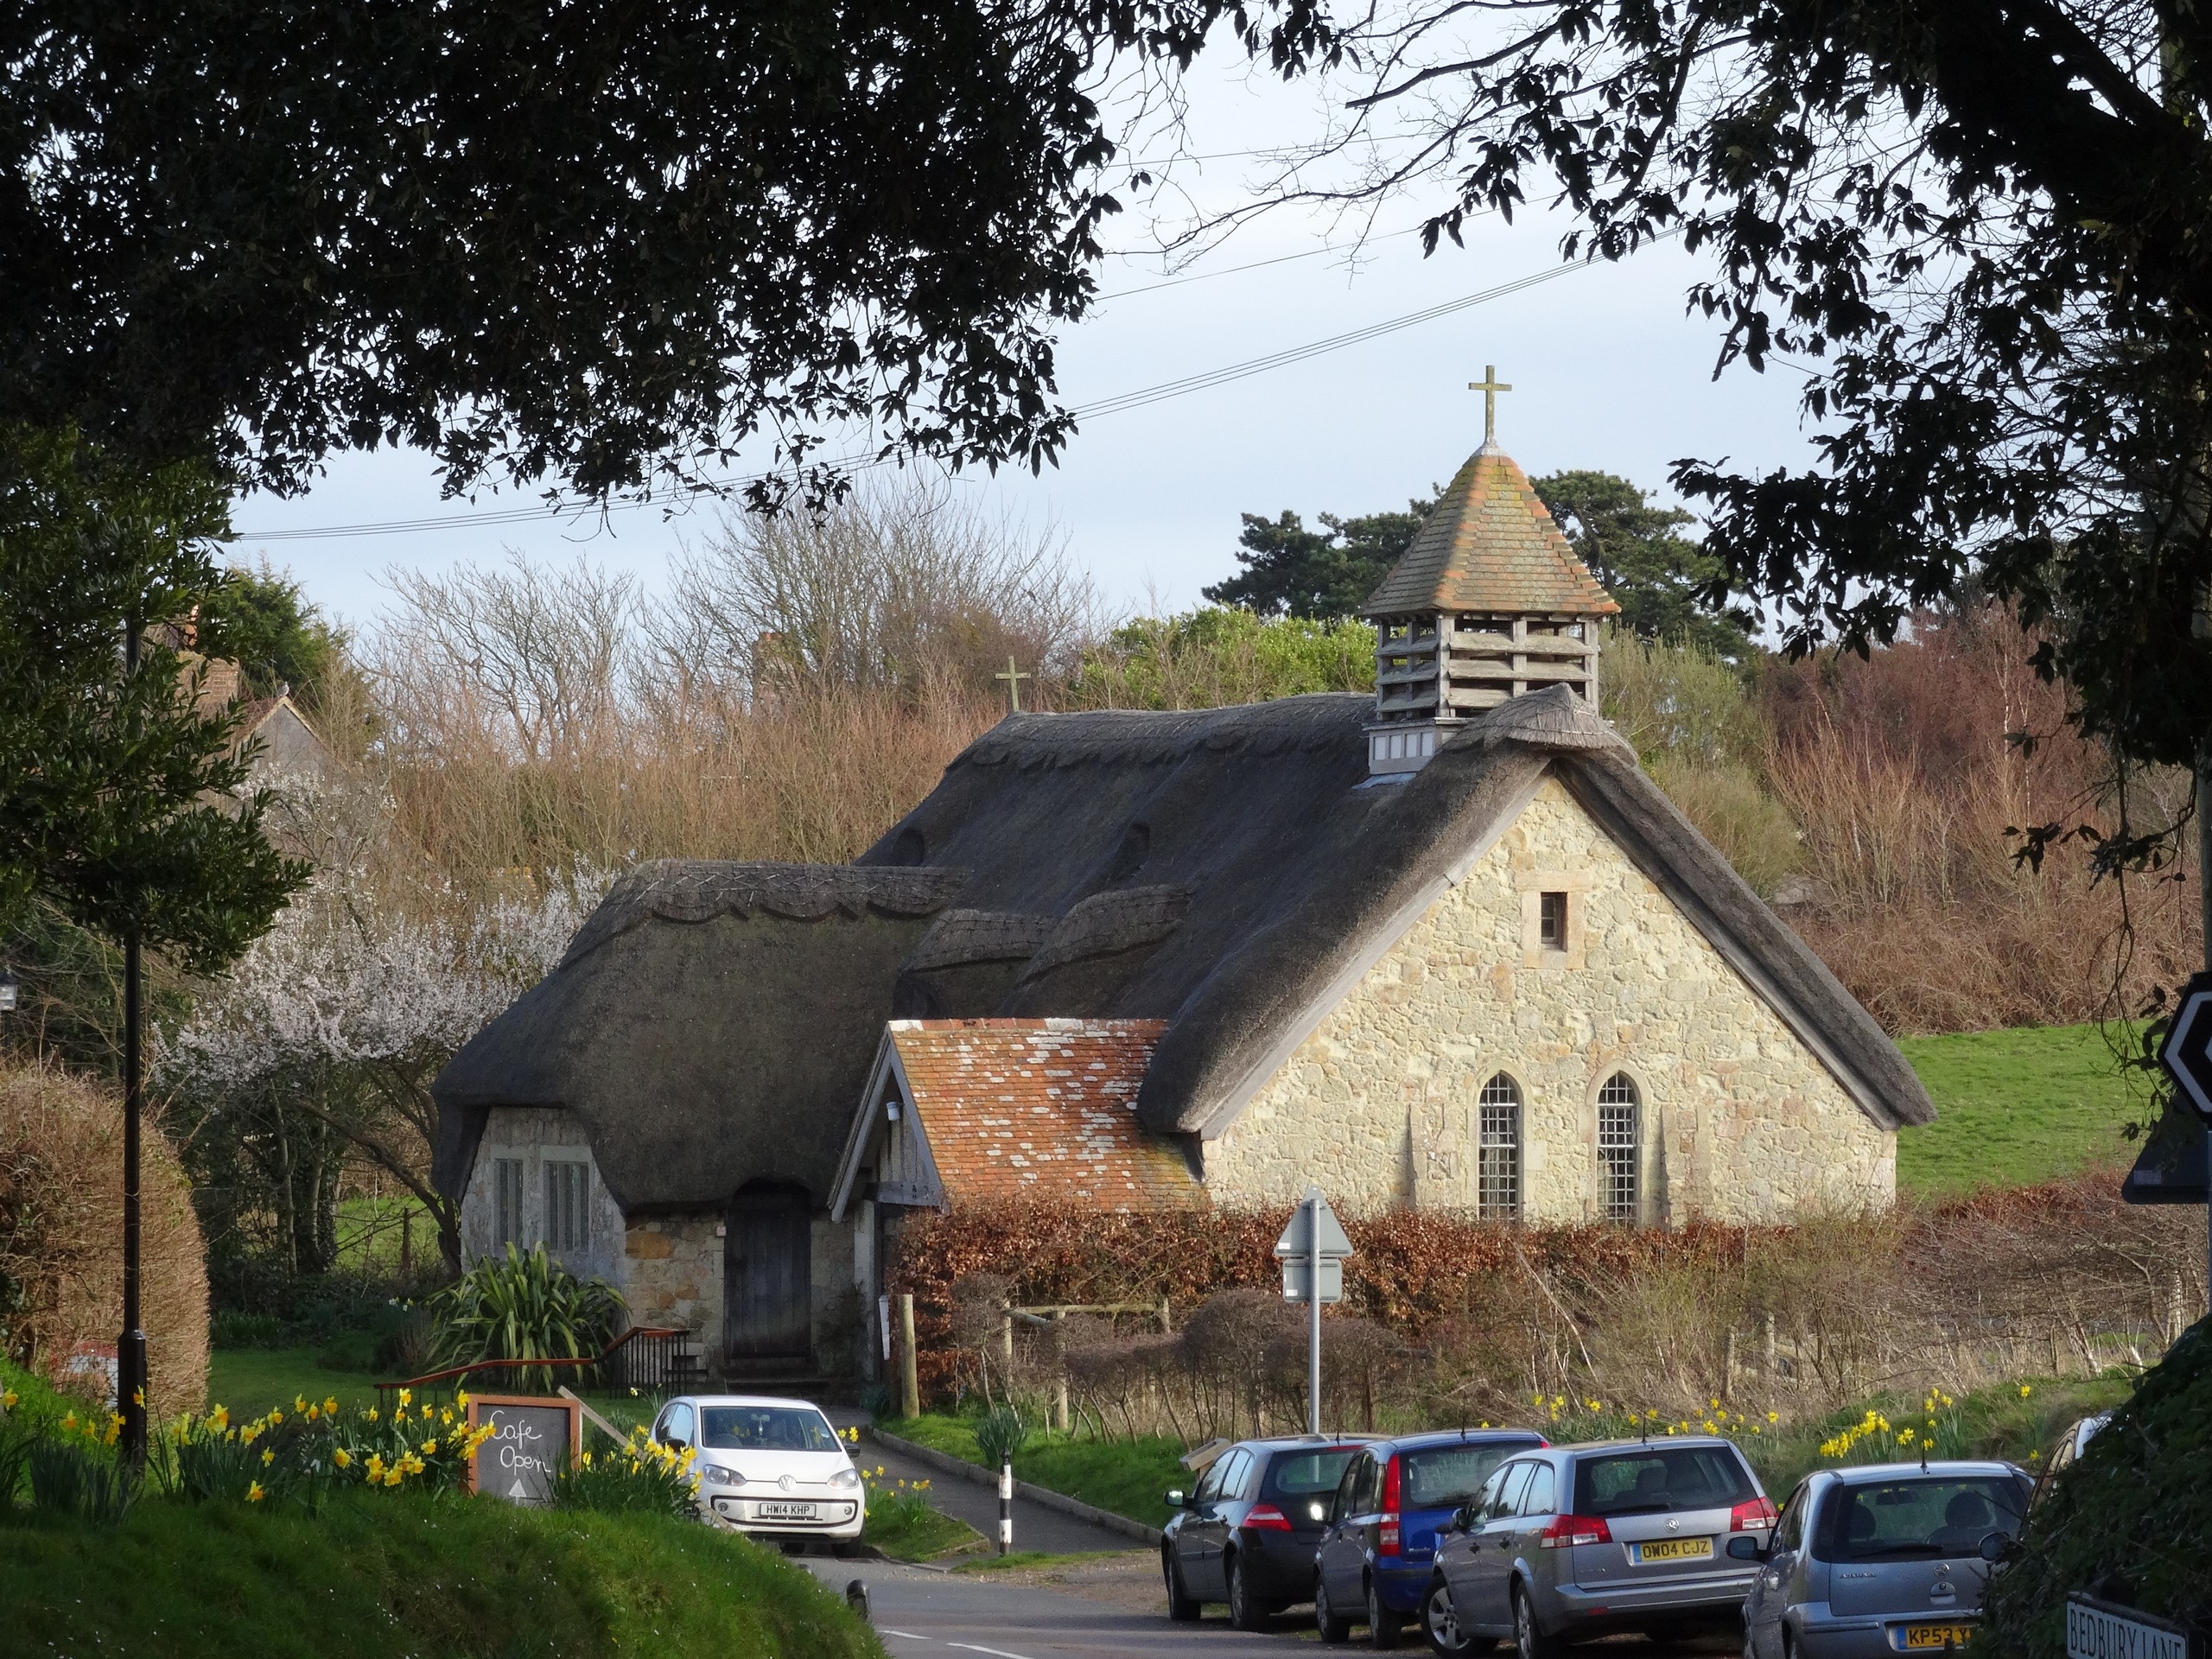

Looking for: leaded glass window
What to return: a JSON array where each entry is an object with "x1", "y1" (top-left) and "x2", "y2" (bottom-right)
[
  {"x1": 1477, "y1": 1075, "x2": 1522, "y2": 1222},
  {"x1": 1598, "y1": 1074, "x2": 1641, "y2": 1224}
]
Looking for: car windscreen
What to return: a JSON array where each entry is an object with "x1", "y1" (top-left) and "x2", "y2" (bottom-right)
[
  {"x1": 1262, "y1": 1447, "x2": 1359, "y2": 1505},
  {"x1": 1572, "y1": 1446, "x2": 1756, "y2": 1517},
  {"x1": 1817, "y1": 1478, "x2": 2029, "y2": 1562},
  {"x1": 698, "y1": 1406, "x2": 842, "y2": 1452},
  {"x1": 1402, "y1": 1444, "x2": 1527, "y2": 1510}
]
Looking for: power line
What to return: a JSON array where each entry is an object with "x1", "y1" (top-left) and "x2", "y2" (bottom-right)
[{"x1": 234, "y1": 239, "x2": 1652, "y2": 544}]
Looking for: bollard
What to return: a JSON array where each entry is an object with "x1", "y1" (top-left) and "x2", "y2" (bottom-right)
[
  {"x1": 898, "y1": 1294, "x2": 919, "y2": 1421},
  {"x1": 999, "y1": 1459, "x2": 1014, "y2": 1554}
]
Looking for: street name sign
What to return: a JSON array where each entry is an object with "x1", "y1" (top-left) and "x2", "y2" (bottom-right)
[
  {"x1": 2156, "y1": 970, "x2": 2212, "y2": 1123},
  {"x1": 2066, "y1": 1594, "x2": 2198, "y2": 1659}
]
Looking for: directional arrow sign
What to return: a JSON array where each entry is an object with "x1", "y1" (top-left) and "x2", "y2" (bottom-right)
[{"x1": 2158, "y1": 970, "x2": 2212, "y2": 1124}]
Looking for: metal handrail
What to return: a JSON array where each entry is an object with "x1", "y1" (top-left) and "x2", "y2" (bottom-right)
[{"x1": 374, "y1": 1325, "x2": 695, "y2": 1399}]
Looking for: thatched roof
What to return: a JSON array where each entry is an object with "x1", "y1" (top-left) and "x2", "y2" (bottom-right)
[
  {"x1": 433, "y1": 862, "x2": 963, "y2": 1211},
  {"x1": 434, "y1": 686, "x2": 1930, "y2": 1212},
  {"x1": 860, "y1": 684, "x2": 1930, "y2": 1140}
]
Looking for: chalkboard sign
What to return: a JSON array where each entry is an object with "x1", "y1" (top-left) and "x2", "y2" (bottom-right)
[{"x1": 465, "y1": 1395, "x2": 581, "y2": 1507}]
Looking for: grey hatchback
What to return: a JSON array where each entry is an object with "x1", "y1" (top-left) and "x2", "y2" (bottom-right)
[
  {"x1": 1737, "y1": 1462, "x2": 2031, "y2": 1659},
  {"x1": 1427, "y1": 1438, "x2": 1777, "y2": 1658}
]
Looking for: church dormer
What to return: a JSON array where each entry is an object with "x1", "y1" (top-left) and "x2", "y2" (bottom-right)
[{"x1": 1360, "y1": 369, "x2": 1620, "y2": 776}]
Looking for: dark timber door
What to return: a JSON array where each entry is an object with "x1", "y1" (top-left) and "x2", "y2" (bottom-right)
[{"x1": 725, "y1": 1185, "x2": 811, "y2": 1366}]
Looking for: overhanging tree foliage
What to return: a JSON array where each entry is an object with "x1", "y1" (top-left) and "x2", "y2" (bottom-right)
[
  {"x1": 1244, "y1": 0, "x2": 2212, "y2": 808},
  {"x1": 1, "y1": 1, "x2": 1325, "y2": 505}
]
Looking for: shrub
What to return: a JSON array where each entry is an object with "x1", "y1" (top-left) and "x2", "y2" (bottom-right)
[
  {"x1": 428, "y1": 1243, "x2": 623, "y2": 1385},
  {"x1": 551, "y1": 1428, "x2": 698, "y2": 1520},
  {"x1": 0, "y1": 1058, "x2": 209, "y2": 1415}
]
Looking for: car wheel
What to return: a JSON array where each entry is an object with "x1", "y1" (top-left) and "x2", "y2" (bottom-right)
[
  {"x1": 1317, "y1": 1571, "x2": 1356, "y2": 1644},
  {"x1": 1369, "y1": 1576, "x2": 1405, "y2": 1649},
  {"x1": 1513, "y1": 1584, "x2": 1561, "y2": 1659},
  {"x1": 1227, "y1": 1553, "x2": 1269, "y2": 1632},
  {"x1": 1163, "y1": 1550, "x2": 1201, "y2": 1623},
  {"x1": 1423, "y1": 1576, "x2": 1496, "y2": 1656}
]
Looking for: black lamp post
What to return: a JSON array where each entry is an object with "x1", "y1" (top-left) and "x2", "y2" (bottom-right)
[{"x1": 118, "y1": 617, "x2": 147, "y2": 1470}]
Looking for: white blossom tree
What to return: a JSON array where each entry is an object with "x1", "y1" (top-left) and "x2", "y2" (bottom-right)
[{"x1": 164, "y1": 857, "x2": 607, "y2": 1277}]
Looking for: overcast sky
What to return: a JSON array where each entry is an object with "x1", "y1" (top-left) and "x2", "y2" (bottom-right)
[{"x1": 226, "y1": 52, "x2": 1824, "y2": 635}]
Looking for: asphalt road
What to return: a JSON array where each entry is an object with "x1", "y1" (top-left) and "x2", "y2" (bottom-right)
[
  {"x1": 857, "y1": 1437, "x2": 1139, "y2": 1558},
  {"x1": 808, "y1": 1553, "x2": 1748, "y2": 1658},
  {"x1": 802, "y1": 1555, "x2": 1317, "y2": 1656}
]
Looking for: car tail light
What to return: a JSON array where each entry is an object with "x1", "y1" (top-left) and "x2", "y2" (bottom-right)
[
  {"x1": 1538, "y1": 1514, "x2": 1613, "y2": 1549},
  {"x1": 1243, "y1": 1503, "x2": 1294, "y2": 1532},
  {"x1": 1378, "y1": 1454, "x2": 1402, "y2": 1556},
  {"x1": 1731, "y1": 1497, "x2": 1779, "y2": 1532}
]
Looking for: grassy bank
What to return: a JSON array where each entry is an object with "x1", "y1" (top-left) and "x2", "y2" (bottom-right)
[
  {"x1": 205, "y1": 1345, "x2": 662, "y2": 1440},
  {"x1": 0, "y1": 1490, "x2": 884, "y2": 1659},
  {"x1": 1897, "y1": 1023, "x2": 2145, "y2": 1198},
  {"x1": 880, "y1": 1414, "x2": 1185, "y2": 1529}
]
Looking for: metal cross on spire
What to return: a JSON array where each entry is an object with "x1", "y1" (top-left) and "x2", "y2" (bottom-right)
[{"x1": 1469, "y1": 365, "x2": 1512, "y2": 446}]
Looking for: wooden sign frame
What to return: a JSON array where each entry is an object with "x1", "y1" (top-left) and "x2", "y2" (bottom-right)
[{"x1": 463, "y1": 1393, "x2": 582, "y2": 1503}]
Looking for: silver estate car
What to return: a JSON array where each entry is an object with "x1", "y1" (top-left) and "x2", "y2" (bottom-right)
[
  {"x1": 1737, "y1": 1462, "x2": 2031, "y2": 1659},
  {"x1": 1427, "y1": 1438, "x2": 1777, "y2": 1658}
]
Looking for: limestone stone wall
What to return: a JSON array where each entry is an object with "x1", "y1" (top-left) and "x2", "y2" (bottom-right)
[
  {"x1": 459, "y1": 1106, "x2": 625, "y2": 1285},
  {"x1": 623, "y1": 1212, "x2": 723, "y2": 1354},
  {"x1": 1204, "y1": 775, "x2": 1894, "y2": 1222}
]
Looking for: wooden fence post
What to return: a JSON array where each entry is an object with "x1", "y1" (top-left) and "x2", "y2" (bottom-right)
[{"x1": 899, "y1": 1294, "x2": 920, "y2": 1420}]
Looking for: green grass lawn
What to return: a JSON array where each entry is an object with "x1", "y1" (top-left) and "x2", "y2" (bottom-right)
[
  {"x1": 206, "y1": 1345, "x2": 663, "y2": 1440},
  {"x1": 0, "y1": 1490, "x2": 884, "y2": 1659},
  {"x1": 1897, "y1": 1022, "x2": 2152, "y2": 1198},
  {"x1": 880, "y1": 1414, "x2": 1186, "y2": 1529}
]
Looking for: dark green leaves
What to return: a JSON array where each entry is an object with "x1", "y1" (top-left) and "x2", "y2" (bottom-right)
[{"x1": 0, "y1": 426, "x2": 307, "y2": 974}]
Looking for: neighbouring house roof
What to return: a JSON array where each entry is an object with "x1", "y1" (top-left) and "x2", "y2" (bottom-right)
[
  {"x1": 431, "y1": 862, "x2": 966, "y2": 1211},
  {"x1": 1360, "y1": 445, "x2": 1619, "y2": 619},
  {"x1": 828, "y1": 1018, "x2": 1203, "y2": 1217},
  {"x1": 435, "y1": 685, "x2": 1934, "y2": 1217}
]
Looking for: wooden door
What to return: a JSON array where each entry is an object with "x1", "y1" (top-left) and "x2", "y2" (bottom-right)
[{"x1": 725, "y1": 1186, "x2": 812, "y2": 1363}]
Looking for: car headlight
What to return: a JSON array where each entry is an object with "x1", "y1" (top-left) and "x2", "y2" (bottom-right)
[
  {"x1": 702, "y1": 1465, "x2": 745, "y2": 1487},
  {"x1": 828, "y1": 1466, "x2": 862, "y2": 1490}
]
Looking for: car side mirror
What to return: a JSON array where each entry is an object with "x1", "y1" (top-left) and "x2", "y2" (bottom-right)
[
  {"x1": 1451, "y1": 1504, "x2": 1476, "y2": 1533},
  {"x1": 1978, "y1": 1532, "x2": 2011, "y2": 1565},
  {"x1": 1726, "y1": 1535, "x2": 1767, "y2": 1561},
  {"x1": 1165, "y1": 1489, "x2": 1187, "y2": 1510}
]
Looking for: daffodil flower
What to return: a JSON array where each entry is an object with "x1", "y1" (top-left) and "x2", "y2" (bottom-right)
[
  {"x1": 334, "y1": 1448, "x2": 353, "y2": 1469},
  {"x1": 247, "y1": 1481, "x2": 266, "y2": 1503}
]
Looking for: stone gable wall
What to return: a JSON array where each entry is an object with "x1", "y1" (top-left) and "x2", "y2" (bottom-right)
[{"x1": 1204, "y1": 776, "x2": 1893, "y2": 1220}]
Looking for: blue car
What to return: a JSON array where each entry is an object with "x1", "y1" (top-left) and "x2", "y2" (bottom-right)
[{"x1": 1316, "y1": 1429, "x2": 1547, "y2": 1647}]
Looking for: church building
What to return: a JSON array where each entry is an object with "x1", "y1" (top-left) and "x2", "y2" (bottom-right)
[{"x1": 431, "y1": 416, "x2": 1933, "y2": 1379}]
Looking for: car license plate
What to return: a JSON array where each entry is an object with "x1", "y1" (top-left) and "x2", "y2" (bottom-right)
[
  {"x1": 1630, "y1": 1537, "x2": 1714, "y2": 1563},
  {"x1": 1896, "y1": 1624, "x2": 1976, "y2": 1650},
  {"x1": 757, "y1": 1501, "x2": 818, "y2": 1521}
]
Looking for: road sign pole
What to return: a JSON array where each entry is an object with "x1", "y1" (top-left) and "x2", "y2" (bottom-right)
[
  {"x1": 2199, "y1": 737, "x2": 2212, "y2": 1313},
  {"x1": 1308, "y1": 1191, "x2": 1322, "y2": 1436}
]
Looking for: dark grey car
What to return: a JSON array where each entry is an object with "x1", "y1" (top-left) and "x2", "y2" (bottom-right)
[
  {"x1": 1737, "y1": 1462, "x2": 2031, "y2": 1659},
  {"x1": 1429, "y1": 1438, "x2": 1776, "y2": 1658}
]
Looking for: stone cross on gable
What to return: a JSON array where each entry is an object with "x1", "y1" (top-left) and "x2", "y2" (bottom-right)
[
  {"x1": 1469, "y1": 365, "x2": 1512, "y2": 446},
  {"x1": 995, "y1": 656, "x2": 1030, "y2": 715}
]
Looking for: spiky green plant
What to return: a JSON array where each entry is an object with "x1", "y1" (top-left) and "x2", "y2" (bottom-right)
[
  {"x1": 26, "y1": 1434, "x2": 136, "y2": 1524},
  {"x1": 974, "y1": 1404, "x2": 1027, "y2": 1470},
  {"x1": 427, "y1": 1244, "x2": 624, "y2": 1387}
]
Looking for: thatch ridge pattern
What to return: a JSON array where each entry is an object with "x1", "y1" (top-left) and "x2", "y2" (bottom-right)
[{"x1": 562, "y1": 859, "x2": 967, "y2": 965}]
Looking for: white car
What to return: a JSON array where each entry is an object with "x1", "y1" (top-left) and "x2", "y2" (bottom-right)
[{"x1": 651, "y1": 1394, "x2": 865, "y2": 1549}]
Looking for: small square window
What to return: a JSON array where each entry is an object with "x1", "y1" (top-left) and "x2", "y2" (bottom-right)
[{"x1": 1539, "y1": 891, "x2": 1568, "y2": 949}]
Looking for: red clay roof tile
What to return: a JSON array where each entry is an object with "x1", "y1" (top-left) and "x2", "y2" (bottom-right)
[{"x1": 888, "y1": 1018, "x2": 1205, "y2": 1212}]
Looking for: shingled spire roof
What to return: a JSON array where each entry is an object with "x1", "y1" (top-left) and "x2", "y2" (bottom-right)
[{"x1": 1360, "y1": 444, "x2": 1620, "y2": 619}]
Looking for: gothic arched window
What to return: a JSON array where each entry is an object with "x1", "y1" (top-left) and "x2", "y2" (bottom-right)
[
  {"x1": 1598, "y1": 1073, "x2": 1642, "y2": 1224},
  {"x1": 1477, "y1": 1074, "x2": 1522, "y2": 1223}
]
